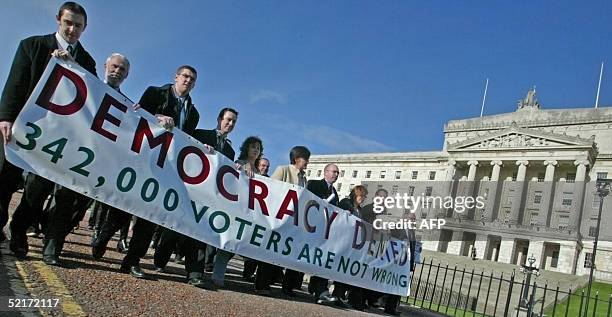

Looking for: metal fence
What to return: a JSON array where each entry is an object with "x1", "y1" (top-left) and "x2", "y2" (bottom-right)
[{"x1": 407, "y1": 258, "x2": 612, "y2": 317}]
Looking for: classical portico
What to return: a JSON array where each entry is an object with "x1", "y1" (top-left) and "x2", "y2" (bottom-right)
[{"x1": 306, "y1": 89, "x2": 612, "y2": 279}]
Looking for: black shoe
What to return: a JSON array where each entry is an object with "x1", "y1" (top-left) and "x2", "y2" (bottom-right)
[
  {"x1": 204, "y1": 265, "x2": 213, "y2": 273},
  {"x1": 154, "y1": 266, "x2": 165, "y2": 273},
  {"x1": 116, "y1": 239, "x2": 129, "y2": 253},
  {"x1": 128, "y1": 266, "x2": 146, "y2": 279},
  {"x1": 0, "y1": 231, "x2": 7, "y2": 243},
  {"x1": 188, "y1": 277, "x2": 208, "y2": 288},
  {"x1": 43, "y1": 255, "x2": 61, "y2": 266},
  {"x1": 92, "y1": 245, "x2": 105, "y2": 260},
  {"x1": 9, "y1": 239, "x2": 28, "y2": 259},
  {"x1": 282, "y1": 288, "x2": 296, "y2": 297}
]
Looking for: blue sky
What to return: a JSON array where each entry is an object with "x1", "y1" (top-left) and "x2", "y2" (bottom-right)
[{"x1": 1, "y1": 1, "x2": 610, "y2": 168}]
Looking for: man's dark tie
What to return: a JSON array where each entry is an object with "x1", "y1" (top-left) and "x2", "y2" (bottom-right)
[{"x1": 67, "y1": 45, "x2": 75, "y2": 57}]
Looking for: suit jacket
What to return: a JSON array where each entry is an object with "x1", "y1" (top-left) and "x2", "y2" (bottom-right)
[
  {"x1": 306, "y1": 178, "x2": 339, "y2": 207},
  {"x1": 271, "y1": 165, "x2": 306, "y2": 186},
  {"x1": 0, "y1": 33, "x2": 97, "y2": 121},
  {"x1": 192, "y1": 128, "x2": 235, "y2": 161},
  {"x1": 138, "y1": 84, "x2": 200, "y2": 136}
]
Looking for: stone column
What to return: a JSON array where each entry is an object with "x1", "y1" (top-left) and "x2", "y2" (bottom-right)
[
  {"x1": 467, "y1": 160, "x2": 479, "y2": 181},
  {"x1": 490, "y1": 160, "x2": 502, "y2": 182},
  {"x1": 458, "y1": 161, "x2": 479, "y2": 220},
  {"x1": 446, "y1": 230, "x2": 464, "y2": 255},
  {"x1": 510, "y1": 160, "x2": 529, "y2": 224},
  {"x1": 526, "y1": 241, "x2": 545, "y2": 269},
  {"x1": 485, "y1": 160, "x2": 503, "y2": 221},
  {"x1": 571, "y1": 160, "x2": 590, "y2": 231},
  {"x1": 541, "y1": 160, "x2": 558, "y2": 226},
  {"x1": 497, "y1": 239, "x2": 516, "y2": 264},
  {"x1": 473, "y1": 234, "x2": 488, "y2": 260}
]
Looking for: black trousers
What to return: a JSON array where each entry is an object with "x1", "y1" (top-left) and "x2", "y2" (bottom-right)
[
  {"x1": 255, "y1": 262, "x2": 283, "y2": 290},
  {"x1": 283, "y1": 269, "x2": 304, "y2": 291},
  {"x1": 10, "y1": 173, "x2": 53, "y2": 242},
  {"x1": 153, "y1": 228, "x2": 207, "y2": 278},
  {"x1": 0, "y1": 162, "x2": 22, "y2": 233},
  {"x1": 94, "y1": 206, "x2": 132, "y2": 249},
  {"x1": 121, "y1": 217, "x2": 156, "y2": 268},
  {"x1": 242, "y1": 258, "x2": 258, "y2": 278},
  {"x1": 43, "y1": 185, "x2": 91, "y2": 256},
  {"x1": 309, "y1": 276, "x2": 329, "y2": 298}
]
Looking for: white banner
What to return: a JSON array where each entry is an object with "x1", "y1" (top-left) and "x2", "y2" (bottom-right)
[{"x1": 5, "y1": 58, "x2": 410, "y2": 295}]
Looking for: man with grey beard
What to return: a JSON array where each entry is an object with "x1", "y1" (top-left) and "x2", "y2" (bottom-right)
[{"x1": 43, "y1": 53, "x2": 131, "y2": 266}]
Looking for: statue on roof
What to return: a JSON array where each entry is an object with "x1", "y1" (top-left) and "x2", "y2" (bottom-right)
[{"x1": 517, "y1": 86, "x2": 540, "y2": 110}]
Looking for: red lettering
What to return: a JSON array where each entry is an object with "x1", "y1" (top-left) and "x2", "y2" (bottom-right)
[
  {"x1": 276, "y1": 189, "x2": 299, "y2": 226},
  {"x1": 131, "y1": 118, "x2": 173, "y2": 168},
  {"x1": 248, "y1": 179, "x2": 269, "y2": 215},
  {"x1": 303, "y1": 200, "x2": 319, "y2": 233},
  {"x1": 177, "y1": 145, "x2": 210, "y2": 185},
  {"x1": 91, "y1": 93, "x2": 127, "y2": 141},
  {"x1": 36, "y1": 63, "x2": 87, "y2": 115},
  {"x1": 217, "y1": 165, "x2": 239, "y2": 201}
]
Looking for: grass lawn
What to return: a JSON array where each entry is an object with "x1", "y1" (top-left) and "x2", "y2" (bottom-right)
[{"x1": 543, "y1": 281, "x2": 612, "y2": 317}]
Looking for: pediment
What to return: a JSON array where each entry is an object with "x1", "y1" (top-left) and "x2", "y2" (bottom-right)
[{"x1": 447, "y1": 125, "x2": 594, "y2": 151}]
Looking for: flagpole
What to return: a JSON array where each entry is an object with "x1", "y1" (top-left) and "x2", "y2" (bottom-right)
[
  {"x1": 595, "y1": 62, "x2": 604, "y2": 108},
  {"x1": 480, "y1": 78, "x2": 489, "y2": 117}
]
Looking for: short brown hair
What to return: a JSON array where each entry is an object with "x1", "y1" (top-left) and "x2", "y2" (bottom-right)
[{"x1": 58, "y1": 2, "x2": 87, "y2": 24}]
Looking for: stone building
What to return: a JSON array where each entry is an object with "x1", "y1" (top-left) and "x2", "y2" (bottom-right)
[{"x1": 307, "y1": 88, "x2": 612, "y2": 280}]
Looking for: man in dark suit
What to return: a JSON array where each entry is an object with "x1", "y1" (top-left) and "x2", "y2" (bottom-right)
[
  {"x1": 104, "y1": 65, "x2": 200, "y2": 279},
  {"x1": 153, "y1": 107, "x2": 237, "y2": 287},
  {"x1": 0, "y1": 2, "x2": 97, "y2": 258},
  {"x1": 306, "y1": 164, "x2": 340, "y2": 304},
  {"x1": 42, "y1": 53, "x2": 130, "y2": 266},
  {"x1": 257, "y1": 157, "x2": 270, "y2": 177}
]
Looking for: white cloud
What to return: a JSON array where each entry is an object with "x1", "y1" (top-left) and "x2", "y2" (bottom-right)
[
  {"x1": 249, "y1": 90, "x2": 287, "y2": 105},
  {"x1": 267, "y1": 114, "x2": 393, "y2": 154}
]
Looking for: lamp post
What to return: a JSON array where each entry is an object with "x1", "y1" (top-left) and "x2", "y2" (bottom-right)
[
  {"x1": 519, "y1": 254, "x2": 540, "y2": 309},
  {"x1": 584, "y1": 178, "x2": 611, "y2": 316}
]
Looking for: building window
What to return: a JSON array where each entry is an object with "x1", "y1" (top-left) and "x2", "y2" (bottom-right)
[
  {"x1": 307, "y1": 170, "x2": 311, "y2": 177},
  {"x1": 597, "y1": 172, "x2": 608, "y2": 180},
  {"x1": 512, "y1": 172, "x2": 517, "y2": 181},
  {"x1": 316, "y1": 170, "x2": 321, "y2": 177},
  {"x1": 408, "y1": 186, "x2": 415, "y2": 196},
  {"x1": 337, "y1": 183, "x2": 342, "y2": 191},
  {"x1": 537, "y1": 173, "x2": 545, "y2": 182},
  {"x1": 365, "y1": 171, "x2": 371, "y2": 178},
  {"x1": 395, "y1": 171, "x2": 402, "y2": 179},
  {"x1": 584, "y1": 252, "x2": 593, "y2": 268},
  {"x1": 551, "y1": 251, "x2": 559, "y2": 268},
  {"x1": 589, "y1": 226, "x2": 598, "y2": 237},
  {"x1": 558, "y1": 214, "x2": 569, "y2": 230},
  {"x1": 340, "y1": 170, "x2": 345, "y2": 177},
  {"x1": 349, "y1": 184, "x2": 355, "y2": 190},
  {"x1": 562, "y1": 192, "x2": 573, "y2": 206},
  {"x1": 533, "y1": 191, "x2": 543, "y2": 204},
  {"x1": 411, "y1": 171, "x2": 418, "y2": 180},
  {"x1": 530, "y1": 211, "x2": 539, "y2": 225},
  {"x1": 429, "y1": 171, "x2": 436, "y2": 180},
  {"x1": 380, "y1": 171, "x2": 386, "y2": 179},
  {"x1": 391, "y1": 185, "x2": 399, "y2": 195},
  {"x1": 566, "y1": 173, "x2": 576, "y2": 183},
  {"x1": 425, "y1": 186, "x2": 433, "y2": 196},
  {"x1": 352, "y1": 170, "x2": 358, "y2": 178}
]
